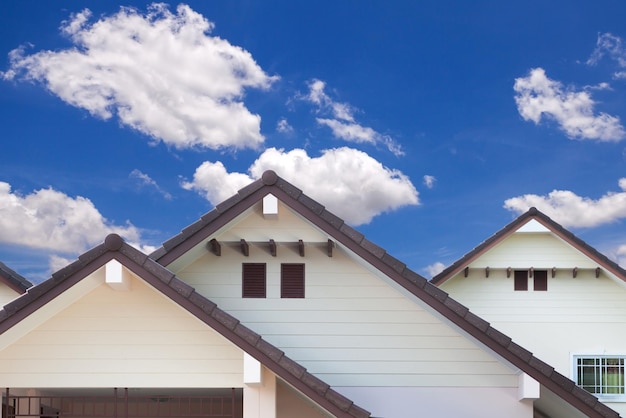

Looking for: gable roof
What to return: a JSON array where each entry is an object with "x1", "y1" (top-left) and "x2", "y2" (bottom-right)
[
  {"x1": 431, "y1": 206, "x2": 626, "y2": 287},
  {"x1": 0, "y1": 261, "x2": 32, "y2": 294},
  {"x1": 0, "y1": 233, "x2": 370, "y2": 418},
  {"x1": 151, "y1": 171, "x2": 619, "y2": 418}
]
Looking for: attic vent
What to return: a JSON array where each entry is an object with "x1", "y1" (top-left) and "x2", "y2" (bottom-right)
[
  {"x1": 263, "y1": 194, "x2": 278, "y2": 218},
  {"x1": 281, "y1": 263, "x2": 305, "y2": 298},
  {"x1": 242, "y1": 263, "x2": 266, "y2": 298}
]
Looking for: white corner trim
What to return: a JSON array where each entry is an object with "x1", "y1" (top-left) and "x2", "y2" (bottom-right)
[
  {"x1": 105, "y1": 259, "x2": 131, "y2": 291},
  {"x1": 244, "y1": 353, "x2": 262, "y2": 385},
  {"x1": 518, "y1": 373, "x2": 540, "y2": 400}
]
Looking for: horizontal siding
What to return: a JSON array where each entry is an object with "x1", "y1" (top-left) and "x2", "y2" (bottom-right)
[
  {"x1": 471, "y1": 232, "x2": 598, "y2": 268},
  {"x1": 0, "y1": 276, "x2": 243, "y2": 388},
  {"x1": 442, "y1": 268, "x2": 626, "y2": 378},
  {"x1": 176, "y1": 207, "x2": 518, "y2": 389}
]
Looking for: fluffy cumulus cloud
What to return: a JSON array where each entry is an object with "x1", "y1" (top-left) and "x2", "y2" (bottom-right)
[
  {"x1": 1, "y1": 4, "x2": 277, "y2": 150},
  {"x1": 587, "y1": 33, "x2": 626, "y2": 79},
  {"x1": 424, "y1": 262, "x2": 446, "y2": 278},
  {"x1": 0, "y1": 182, "x2": 142, "y2": 253},
  {"x1": 182, "y1": 147, "x2": 419, "y2": 225},
  {"x1": 181, "y1": 161, "x2": 257, "y2": 204},
  {"x1": 504, "y1": 178, "x2": 626, "y2": 228},
  {"x1": 514, "y1": 68, "x2": 625, "y2": 141},
  {"x1": 304, "y1": 79, "x2": 404, "y2": 156}
]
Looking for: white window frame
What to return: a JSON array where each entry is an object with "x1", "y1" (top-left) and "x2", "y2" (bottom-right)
[{"x1": 572, "y1": 354, "x2": 626, "y2": 401}]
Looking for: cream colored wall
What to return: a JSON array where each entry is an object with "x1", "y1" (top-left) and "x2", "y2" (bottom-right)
[
  {"x1": 0, "y1": 284, "x2": 21, "y2": 306},
  {"x1": 0, "y1": 275, "x2": 244, "y2": 388},
  {"x1": 469, "y1": 232, "x2": 598, "y2": 269},
  {"x1": 276, "y1": 380, "x2": 333, "y2": 418},
  {"x1": 441, "y1": 231, "x2": 626, "y2": 416},
  {"x1": 175, "y1": 202, "x2": 519, "y2": 390}
]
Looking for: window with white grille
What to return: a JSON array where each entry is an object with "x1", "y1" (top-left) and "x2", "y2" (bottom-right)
[{"x1": 574, "y1": 356, "x2": 626, "y2": 397}]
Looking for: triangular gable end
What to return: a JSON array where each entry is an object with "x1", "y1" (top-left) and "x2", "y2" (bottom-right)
[
  {"x1": 149, "y1": 172, "x2": 619, "y2": 418},
  {"x1": 432, "y1": 207, "x2": 626, "y2": 287},
  {"x1": 0, "y1": 234, "x2": 370, "y2": 418}
]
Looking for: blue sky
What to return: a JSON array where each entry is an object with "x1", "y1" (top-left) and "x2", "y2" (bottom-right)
[{"x1": 2, "y1": 1, "x2": 626, "y2": 282}]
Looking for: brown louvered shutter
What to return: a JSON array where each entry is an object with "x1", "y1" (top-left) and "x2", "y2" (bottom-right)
[
  {"x1": 514, "y1": 270, "x2": 528, "y2": 291},
  {"x1": 243, "y1": 263, "x2": 266, "y2": 298},
  {"x1": 534, "y1": 270, "x2": 548, "y2": 291},
  {"x1": 281, "y1": 264, "x2": 304, "y2": 298}
]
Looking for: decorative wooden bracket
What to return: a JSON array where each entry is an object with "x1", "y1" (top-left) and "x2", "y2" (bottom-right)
[
  {"x1": 573, "y1": 267, "x2": 578, "y2": 278},
  {"x1": 596, "y1": 267, "x2": 601, "y2": 278},
  {"x1": 551, "y1": 267, "x2": 556, "y2": 278},
  {"x1": 208, "y1": 238, "x2": 221, "y2": 256},
  {"x1": 298, "y1": 240, "x2": 305, "y2": 257},
  {"x1": 485, "y1": 267, "x2": 490, "y2": 278},
  {"x1": 269, "y1": 239, "x2": 277, "y2": 257},
  {"x1": 327, "y1": 239, "x2": 334, "y2": 257},
  {"x1": 529, "y1": 267, "x2": 534, "y2": 278},
  {"x1": 240, "y1": 239, "x2": 249, "y2": 257},
  {"x1": 507, "y1": 267, "x2": 512, "y2": 278},
  {"x1": 464, "y1": 267, "x2": 469, "y2": 277}
]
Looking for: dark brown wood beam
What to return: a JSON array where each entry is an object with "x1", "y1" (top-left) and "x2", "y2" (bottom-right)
[
  {"x1": 240, "y1": 239, "x2": 249, "y2": 256},
  {"x1": 208, "y1": 238, "x2": 221, "y2": 256},
  {"x1": 573, "y1": 267, "x2": 578, "y2": 278},
  {"x1": 485, "y1": 267, "x2": 490, "y2": 278},
  {"x1": 327, "y1": 239, "x2": 334, "y2": 257},
  {"x1": 269, "y1": 239, "x2": 277, "y2": 257},
  {"x1": 596, "y1": 267, "x2": 601, "y2": 278},
  {"x1": 298, "y1": 240, "x2": 305, "y2": 257}
]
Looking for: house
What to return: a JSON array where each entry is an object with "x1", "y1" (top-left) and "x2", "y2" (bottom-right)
[
  {"x1": 0, "y1": 261, "x2": 31, "y2": 304},
  {"x1": 0, "y1": 172, "x2": 620, "y2": 418},
  {"x1": 433, "y1": 207, "x2": 626, "y2": 416}
]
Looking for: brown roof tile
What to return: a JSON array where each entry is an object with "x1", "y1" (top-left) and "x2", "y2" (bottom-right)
[{"x1": 0, "y1": 262, "x2": 32, "y2": 294}]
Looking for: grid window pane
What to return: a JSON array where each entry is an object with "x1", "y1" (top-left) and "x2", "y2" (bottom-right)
[{"x1": 577, "y1": 356, "x2": 625, "y2": 395}]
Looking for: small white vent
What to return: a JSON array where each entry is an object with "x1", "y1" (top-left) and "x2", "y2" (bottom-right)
[{"x1": 263, "y1": 194, "x2": 278, "y2": 218}]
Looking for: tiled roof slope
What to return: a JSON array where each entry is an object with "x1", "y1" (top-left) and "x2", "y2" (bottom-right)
[
  {"x1": 431, "y1": 207, "x2": 626, "y2": 286},
  {"x1": 0, "y1": 261, "x2": 32, "y2": 294},
  {"x1": 0, "y1": 234, "x2": 370, "y2": 418},
  {"x1": 151, "y1": 170, "x2": 620, "y2": 418}
]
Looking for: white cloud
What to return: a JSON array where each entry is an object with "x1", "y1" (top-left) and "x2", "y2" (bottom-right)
[
  {"x1": 504, "y1": 178, "x2": 626, "y2": 228},
  {"x1": 130, "y1": 169, "x2": 172, "y2": 200},
  {"x1": 0, "y1": 182, "x2": 142, "y2": 253},
  {"x1": 587, "y1": 33, "x2": 626, "y2": 74},
  {"x1": 182, "y1": 147, "x2": 419, "y2": 225},
  {"x1": 513, "y1": 68, "x2": 625, "y2": 141},
  {"x1": 423, "y1": 175, "x2": 436, "y2": 189},
  {"x1": 181, "y1": 161, "x2": 255, "y2": 204},
  {"x1": 424, "y1": 262, "x2": 446, "y2": 278},
  {"x1": 303, "y1": 79, "x2": 404, "y2": 156},
  {"x1": 2, "y1": 3, "x2": 277, "y2": 150},
  {"x1": 276, "y1": 118, "x2": 294, "y2": 133}
]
